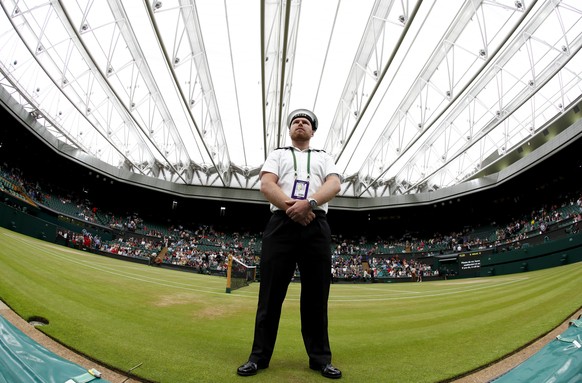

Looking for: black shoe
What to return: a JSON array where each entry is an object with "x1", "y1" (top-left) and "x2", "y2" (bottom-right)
[
  {"x1": 237, "y1": 361, "x2": 267, "y2": 376},
  {"x1": 237, "y1": 361, "x2": 258, "y2": 376},
  {"x1": 310, "y1": 362, "x2": 342, "y2": 379}
]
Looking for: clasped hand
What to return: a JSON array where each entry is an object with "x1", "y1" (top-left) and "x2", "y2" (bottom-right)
[{"x1": 285, "y1": 200, "x2": 315, "y2": 226}]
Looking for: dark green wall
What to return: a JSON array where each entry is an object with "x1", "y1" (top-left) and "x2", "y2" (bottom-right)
[
  {"x1": 0, "y1": 197, "x2": 113, "y2": 242},
  {"x1": 2, "y1": 197, "x2": 581, "y2": 281},
  {"x1": 478, "y1": 234, "x2": 581, "y2": 276}
]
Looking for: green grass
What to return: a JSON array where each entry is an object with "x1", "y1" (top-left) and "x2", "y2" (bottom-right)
[{"x1": 0, "y1": 226, "x2": 581, "y2": 383}]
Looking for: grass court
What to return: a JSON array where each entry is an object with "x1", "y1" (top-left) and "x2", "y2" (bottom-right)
[{"x1": 0, "y1": 227, "x2": 581, "y2": 383}]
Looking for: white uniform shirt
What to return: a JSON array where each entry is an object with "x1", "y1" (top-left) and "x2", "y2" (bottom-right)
[{"x1": 260, "y1": 146, "x2": 341, "y2": 213}]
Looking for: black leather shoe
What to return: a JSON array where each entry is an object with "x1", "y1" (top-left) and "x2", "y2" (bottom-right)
[
  {"x1": 237, "y1": 361, "x2": 259, "y2": 376},
  {"x1": 310, "y1": 363, "x2": 342, "y2": 379}
]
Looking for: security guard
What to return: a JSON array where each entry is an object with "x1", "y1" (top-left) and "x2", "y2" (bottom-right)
[{"x1": 237, "y1": 109, "x2": 343, "y2": 379}]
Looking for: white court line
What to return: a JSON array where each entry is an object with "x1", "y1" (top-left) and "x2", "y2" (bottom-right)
[
  {"x1": 327, "y1": 277, "x2": 528, "y2": 302},
  {"x1": 5, "y1": 233, "x2": 238, "y2": 296},
  {"x1": 3, "y1": 230, "x2": 533, "y2": 303}
]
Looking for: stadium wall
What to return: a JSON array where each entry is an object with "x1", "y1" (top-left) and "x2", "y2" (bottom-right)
[
  {"x1": 0, "y1": 195, "x2": 114, "y2": 243},
  {"x1": 2, "y1": 197, "x2": 581, "y2": 282}
]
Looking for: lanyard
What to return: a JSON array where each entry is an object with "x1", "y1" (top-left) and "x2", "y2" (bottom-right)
[{"x1": 291, "y1": 149, "x2": 311, "y2": 180}]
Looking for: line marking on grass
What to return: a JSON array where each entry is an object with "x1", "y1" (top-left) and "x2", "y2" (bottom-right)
[
  {"x1": 2, "y1": 231, "x2": 536, "y2": 303},
  {"x1": 6, "y1": 233, "x2": 238, "y2": 296},
  {"x1": 327, "y1": 277, "x2": 529, "y2": 302}
]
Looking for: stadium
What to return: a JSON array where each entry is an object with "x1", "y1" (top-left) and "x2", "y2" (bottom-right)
[{"x1": 1, "y1": 1, "x2": 582, "y2": 382}]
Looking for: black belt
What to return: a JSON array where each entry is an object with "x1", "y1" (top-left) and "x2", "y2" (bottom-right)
[{"x1": 274, "y1": 210, "x2": 326, "y2": 217}]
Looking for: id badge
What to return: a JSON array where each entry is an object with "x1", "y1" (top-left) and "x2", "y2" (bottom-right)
[{"x1": 291, "y1": 179, "x2": 309, "y2": 200}]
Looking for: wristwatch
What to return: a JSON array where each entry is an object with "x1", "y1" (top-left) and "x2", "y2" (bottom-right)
[{"x1": 308, "y1": 198, "x2": 318, "y2": 209}]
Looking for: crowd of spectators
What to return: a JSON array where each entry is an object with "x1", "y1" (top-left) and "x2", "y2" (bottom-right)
[{"x1": 2, "y1": 161, "x2": 581, "y2": 282}]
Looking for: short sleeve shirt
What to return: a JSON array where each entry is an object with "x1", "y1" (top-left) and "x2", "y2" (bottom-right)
[{"x1": 260, "y1": 146, "x2": 341, "y2": 213}]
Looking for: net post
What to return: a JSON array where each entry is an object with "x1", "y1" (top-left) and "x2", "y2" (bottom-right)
[{"x1": 225, "y1": 253, "x2": 233, "y2": 293}]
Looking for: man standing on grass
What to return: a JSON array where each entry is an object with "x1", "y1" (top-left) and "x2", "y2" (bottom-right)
[{"x1": 237, "y1": 109, "x2": 343, "y2": 379}]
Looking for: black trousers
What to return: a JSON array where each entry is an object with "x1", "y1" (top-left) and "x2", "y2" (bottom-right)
[{"x1": 249, "y1": 210, "x2": 332, "y2": 367}]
